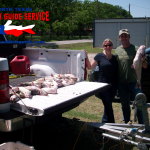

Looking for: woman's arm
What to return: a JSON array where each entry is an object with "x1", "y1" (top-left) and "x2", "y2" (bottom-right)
[
  {"x1": 87, "y1": 59, "x2": 98, "y2": 70},
  {"x1": 84, "y1": 50, "x2": 98, "y2": 70}
]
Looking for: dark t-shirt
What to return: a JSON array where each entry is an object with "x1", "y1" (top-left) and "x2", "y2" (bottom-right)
[{"x1": 94, "y1": 53, "x2": 118, "y2": 85}]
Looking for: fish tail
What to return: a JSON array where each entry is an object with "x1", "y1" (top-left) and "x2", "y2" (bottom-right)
[
  {"x1": 135, "y1": 82, "x2": 141, "y2": 89},
  {"x1": 139, "y1": 83, "x2": 142, "y2": 89},
  {"x1": 135, "y1": 83, "x2": 138, "y2": 89}
]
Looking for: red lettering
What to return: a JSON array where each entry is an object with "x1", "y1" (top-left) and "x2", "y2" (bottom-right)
[
  {"x1": 42, "y1": 12, "x2": 45, "y2": 21},
  {"x1": 46, "y1": 11, "x2": 49, "y2": 21},
  {"x1": 15, "y1": 13, "x2": 18, "y2": 20},
  {"x1": 8, "y1": 13, "x2": 12, "y2": 20},
  {"x1": 32, "y1": 12, "x2": 35, "y2": 20},
  {"x1": 2, "y1": 13, "x2": 22, "y2": 20},
  {"x1": 12, "y1": 14, "x2": 14, "y2": 20},
  {"x1": 0, "y1": 13, "x2": 1, "y2": 20},
  {"x1": 4, "y1": 13, "x2": 8, "y2": 20},
  {"x1": 24, "y1": 13, "x2": 27, "y2": 20},
  {"x1": 36, "y1": 12, "x2": 39, "y2": 20},
  {"x1": 28, "y1": 13, "x2": 31, "y2": 20},
  {"x1": 19, "y1": 13, "x2": 22, "y2": 20},
  {"x1": 22, "y1": 12, "x2": 49, "y2": 21}
]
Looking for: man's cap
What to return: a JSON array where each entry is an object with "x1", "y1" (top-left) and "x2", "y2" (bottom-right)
[{"x1": 119, "y1": 29, "x2": 130, "y2": 36}]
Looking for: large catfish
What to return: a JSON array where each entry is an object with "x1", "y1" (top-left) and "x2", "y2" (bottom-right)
[{"x1": 131, "y1": 45, "x2": 145, "y2": 89}]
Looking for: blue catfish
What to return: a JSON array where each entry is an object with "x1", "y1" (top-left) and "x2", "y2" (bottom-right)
[{"x1": 131, "y1": 45, "x2": 145, "y2": 89}]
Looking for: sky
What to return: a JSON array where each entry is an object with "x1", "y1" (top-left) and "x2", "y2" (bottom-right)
[{"x1": 89, "y1": 0, "x2": 150, "y2": 18}]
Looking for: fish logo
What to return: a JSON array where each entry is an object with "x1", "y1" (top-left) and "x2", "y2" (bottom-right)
[{"x1": 0, "y1": 20, "x2": 35, "y2": 37}]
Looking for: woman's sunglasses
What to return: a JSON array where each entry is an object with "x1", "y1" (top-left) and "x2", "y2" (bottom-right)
[{"x1": 104, "y1": 45, "x2": 112, "y2": 47}]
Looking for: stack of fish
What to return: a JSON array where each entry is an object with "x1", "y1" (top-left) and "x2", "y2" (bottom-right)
[{"x1": 9, "y1": 74, "x2": 77, "y2": 103}]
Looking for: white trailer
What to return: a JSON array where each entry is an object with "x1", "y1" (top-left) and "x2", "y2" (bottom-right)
[{"x1": 93, "y1": 18, "x2": 150, "y2": 48}]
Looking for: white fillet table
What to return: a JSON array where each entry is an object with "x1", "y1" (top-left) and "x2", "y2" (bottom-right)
[{"x1": 0, "y1": 79, "x2": 111, "y2": 132}]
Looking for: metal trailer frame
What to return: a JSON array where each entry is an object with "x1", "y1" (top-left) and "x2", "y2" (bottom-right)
[{"x1": 87, "y1": 93, "x2": 150, "y2": 150}]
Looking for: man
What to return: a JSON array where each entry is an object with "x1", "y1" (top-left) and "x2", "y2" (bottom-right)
[{"x1": 115, "y1": 29, "x2": 148, "y2": 124}]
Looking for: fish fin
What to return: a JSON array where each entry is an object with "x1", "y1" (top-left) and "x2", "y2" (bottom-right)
[
  {"x1": 135, "y1": 83, "x2": 141, "y2": 89},
  {"x1": 135, "y1": 83, "x2": 138, "y2": 89},
  {"x1": 139, "y1": 83, "x2": 142, "y2": 89},
  {"x1": 133, "y1": 72, "x2": 138, "y2": 81},
  {"x1": 140, "y1": 53, "x2": 144, "y2": 61},
  {"x1": 140, "y1": 53, "x2": 146, "y2": 61}
]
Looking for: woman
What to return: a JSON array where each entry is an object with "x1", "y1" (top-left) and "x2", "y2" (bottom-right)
[{"x1": 85, "y1": 38, "x2": 118, "y2": 123}]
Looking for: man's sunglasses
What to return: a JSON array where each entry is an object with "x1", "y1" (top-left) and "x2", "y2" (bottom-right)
[{"x1": 104, "y1": 45, "x2": 112, "y2": 47}]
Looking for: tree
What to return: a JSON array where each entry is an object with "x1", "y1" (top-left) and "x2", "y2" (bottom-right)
[{"x1": 0, "y1": 0, "x2": 132, "y2": 39}]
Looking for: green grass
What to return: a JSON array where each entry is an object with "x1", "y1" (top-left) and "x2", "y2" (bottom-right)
[
  {"x1": 36, "y1": 42, "x2": 105, "y2": 53},
  {"x1": 25, "y1": 35, "x2": 93, "y2": 42},
  {"x1": 58, "y1": 42, "x2": 102, "y2": 53},
  {"x1": 64, "y1": 109, "x2": 101, "y2": 120},
  {"x1": 34, "y1": 42, "x2": 116, "y2": 54},
  {"x1": 62, "y1": 95, "x2": 124, "y2": 124}
]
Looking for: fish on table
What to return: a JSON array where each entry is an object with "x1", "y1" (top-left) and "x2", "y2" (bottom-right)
[{"x1": 9, "y1": 73, "x2": 78, "y2": 102}]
